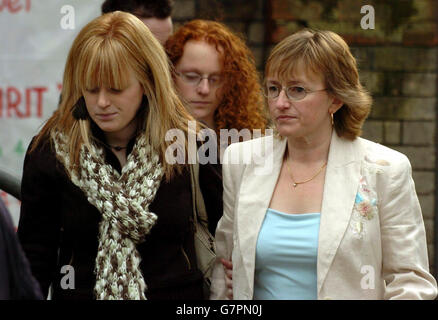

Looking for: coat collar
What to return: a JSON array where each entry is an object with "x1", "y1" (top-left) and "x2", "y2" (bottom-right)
[
  {"x1": 317, "y1": 132, "x2": 364, "y2": 294},
  {"x1": 235, "y1": 135, "x2": 286, "y2": 297},
  {"x1": 235, "y1": 132, "x2": 364, "y2": 297}
]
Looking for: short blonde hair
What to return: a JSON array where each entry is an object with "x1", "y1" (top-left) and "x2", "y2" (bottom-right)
[
  {"x1": 265, "y1": 29, "x2": 372, "y2": 140},
  {"x1": 33, "y1": 11, "x2": 195, "y2": 179}
]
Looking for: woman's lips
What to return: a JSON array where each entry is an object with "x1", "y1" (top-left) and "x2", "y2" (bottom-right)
[
  {"x1": 190, "y1": 101, "x2": 211, "y2": 105},
  {"x1": 96, "y1": 112, "x2": 117, "y2": 121},
  {"x1": 276, "y1": 115, "x2": 297, "y2": 121}
]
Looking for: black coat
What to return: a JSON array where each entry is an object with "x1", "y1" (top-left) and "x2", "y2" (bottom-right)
[
  {"x1": 0, "y1": 197, "x2": 43, "y2": 300},
  {"x1": 17, "y1": 136, "x2": 223, "y2": 300}
]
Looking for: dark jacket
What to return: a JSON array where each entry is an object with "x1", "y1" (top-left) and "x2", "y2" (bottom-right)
[
  {"x1": 17, "y1": 136, "x2": 223, "y2": 300},
  {"x1": 0, "y1": 197, "x2": 43, "y2": 300}
]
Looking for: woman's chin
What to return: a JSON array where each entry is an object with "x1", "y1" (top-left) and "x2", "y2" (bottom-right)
[{"x1": 276, "y1": 127, "x2": 298, "y2": 138}]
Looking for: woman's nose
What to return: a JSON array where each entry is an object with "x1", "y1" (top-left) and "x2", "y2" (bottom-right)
[
  {"x1": 274, "y1": 89, "x2": 291, "y2": 109},
  {"x1": 97, "y1": 89, "x2": 111, "y2": 107},
  {"x1": 196, "y1": 78, "x2": 210, "y2": 95}
]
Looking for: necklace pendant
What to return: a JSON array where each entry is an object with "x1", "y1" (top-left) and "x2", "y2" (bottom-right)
[{"x1": 293, "y1": 183, "x2": 297, "y2": 188}]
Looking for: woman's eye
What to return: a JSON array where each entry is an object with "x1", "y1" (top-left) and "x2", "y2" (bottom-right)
[
  {"x1": 291, "y1": 86, "x2": 305, "y2": 93},
  {"x1": 184, "y1": 73, "x2": 200, "y2": 81},
  {"x1": 267, "y1": 86, "x2": 279, "y2": 93},
  {"x1": 110, "y1": 88, "x2": 122, "y2": 93},
  {"x1": 86, "y1": 88, "x2": 99, "y2": 94},
  {"x1": 209, "y1": 77, "x2": 219, "y2": 84}
]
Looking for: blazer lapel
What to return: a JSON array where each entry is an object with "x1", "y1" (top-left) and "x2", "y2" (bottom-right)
[
  {"x1": 317, "y1": 132, "x2": 364, "y2": 295},
  {"x1": 236, "y1": 136, "x2": 287, "y2": 297}
]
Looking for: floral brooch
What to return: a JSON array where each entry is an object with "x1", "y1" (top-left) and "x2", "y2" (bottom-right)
[
  {"x1": 355, "y1": 192, "x2": 376, "y2": 221},
  {"x1": 351, "y1": 176, "x2": 377, "y2": 238}
]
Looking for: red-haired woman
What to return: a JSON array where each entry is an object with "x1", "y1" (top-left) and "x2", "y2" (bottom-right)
[
  {"x1": 166, "y1": 21, "x2": 265, "y2": 296},
  {"x1": 165, "y1": 19, "x2": 267, "y2": 138}
]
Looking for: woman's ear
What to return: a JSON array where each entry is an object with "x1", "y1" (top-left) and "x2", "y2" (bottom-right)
[{"x1": 329, "y1": 96, "x2": 343, "y2": 114}]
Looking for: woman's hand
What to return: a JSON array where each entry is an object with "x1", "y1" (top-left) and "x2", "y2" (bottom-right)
[{"x1": 220, "y1": 258, "x2": 233, "y2": 299}]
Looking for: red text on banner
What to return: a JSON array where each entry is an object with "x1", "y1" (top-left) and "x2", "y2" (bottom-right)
[
  {"x1": 0, "y1": 0, "x2": 31, "y2": 13},
  {"x1": 0, "y1": 86, "x2": 47, "y2": 118}
]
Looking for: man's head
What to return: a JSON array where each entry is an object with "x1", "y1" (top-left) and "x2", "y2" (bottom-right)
[{"x1": 101, "y1": 0, "x2": 174, "y2": 44}]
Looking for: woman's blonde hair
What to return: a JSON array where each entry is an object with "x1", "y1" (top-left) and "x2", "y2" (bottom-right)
[
  {"x1": 32, "y1": 11, "x2": 195, "y2": 179},
  {"x1": 265, "y1": 29, "x2": 372, "y2": 140}
]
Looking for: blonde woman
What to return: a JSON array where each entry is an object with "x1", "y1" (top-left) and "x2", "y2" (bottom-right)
[
  {"x1": 210, "y1": 29, "x2": 437, "y2": 300},
  {"x1": 18, "y1": 12, "x2": 222, "y2": 300}
]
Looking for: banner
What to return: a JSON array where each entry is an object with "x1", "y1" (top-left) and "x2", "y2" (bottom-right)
[{"x1": 0, "y1": 0, "x2": 102, "y2": 226}]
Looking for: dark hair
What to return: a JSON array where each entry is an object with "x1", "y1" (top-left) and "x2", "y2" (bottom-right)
[
  {"x1": 101, "y1": 0, "x2": 173, "y2": 19},
  {"x1": 0, "y1": 197, "x2": 43, "y2": 300}
]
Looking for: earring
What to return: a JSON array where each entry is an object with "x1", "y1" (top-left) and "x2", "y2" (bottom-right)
[
  {"x1": 330, "y1": 112, "x2": 334, "y2": 126},
  {"x1": 72, "y1": 97, "x2": 88, "y2": 120}
]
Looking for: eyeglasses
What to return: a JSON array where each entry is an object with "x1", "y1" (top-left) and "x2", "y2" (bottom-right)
[
  {"x1": 176, "y1": 71, "x2": 223, "y2": 89},
  {"x1": 262, "y1": 83, "x2": 326, "y2": 101}
]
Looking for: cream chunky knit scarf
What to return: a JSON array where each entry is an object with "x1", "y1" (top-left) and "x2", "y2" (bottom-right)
[{"x1": 52, "y1": 131, "x2": 164, "y2": 300}]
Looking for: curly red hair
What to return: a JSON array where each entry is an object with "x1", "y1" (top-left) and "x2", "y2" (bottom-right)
[{"x1": 165, "y1": 19, "x2": 267, "y2": 134}]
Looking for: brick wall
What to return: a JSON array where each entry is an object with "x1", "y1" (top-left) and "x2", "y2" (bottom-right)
[
  {"x1": 173, "y1": 0, "x2": 438, "y2": 277},
  {"x1": 173, "y1": 0, "x2": 268, "y2": 69},
  {"x1": 343, "y1": 0, "x2": 437, "y2": 276}
]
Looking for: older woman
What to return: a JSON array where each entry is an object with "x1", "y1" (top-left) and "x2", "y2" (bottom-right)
[
  {"x1": 165, "y1": 19, "x2": 267, "y2": 136},
  {"x1": 210, "y1": 29, "x2": 437, "y2": 300},
  {"x1": 18, "y1": 12, "x2": 222, "y2": 300}
]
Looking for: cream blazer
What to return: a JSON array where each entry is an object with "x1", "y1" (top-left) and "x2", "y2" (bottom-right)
[{"x1": 210, "y1": 132, "x2": 437, "y2": 300}]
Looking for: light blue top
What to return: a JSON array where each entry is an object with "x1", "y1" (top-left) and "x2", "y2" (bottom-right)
[{"x1": 254, "y1": 208, "x2": 320, "y2": 300}]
